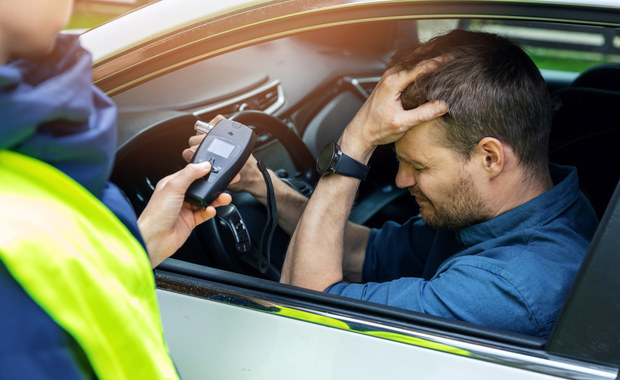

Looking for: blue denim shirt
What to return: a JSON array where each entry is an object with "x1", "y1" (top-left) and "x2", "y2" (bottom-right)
[{"x1": 327, "y1": 164, "x2": 598, "y2": 337}]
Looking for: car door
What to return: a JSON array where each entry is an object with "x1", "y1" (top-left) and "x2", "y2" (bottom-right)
[{"x1": 155, "y1": 180, "x2": 620, "y2": 379}]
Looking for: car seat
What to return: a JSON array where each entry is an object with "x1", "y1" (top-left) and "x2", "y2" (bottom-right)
[{"x1": 549, "y1": 63, "x2": 620, "y2": 219}]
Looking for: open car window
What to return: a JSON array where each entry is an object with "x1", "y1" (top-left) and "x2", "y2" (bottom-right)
[{"x1": 97, "y1": 6, "x2": 620, "y2": 378}]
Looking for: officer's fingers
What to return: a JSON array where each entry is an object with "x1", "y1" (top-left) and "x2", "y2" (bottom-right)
[
  {"x1": 164, "y1": 162, "x2": 212, "y2": 193},
  {"x1": 187, "y1": 192, "x2": 231, "y2": 226},
  {"x1": 209, "y1": 192, "x2": 233, "y2": 208},
  {"x1": 193, "y1": 206, "x2": 217, "y2": 225}
]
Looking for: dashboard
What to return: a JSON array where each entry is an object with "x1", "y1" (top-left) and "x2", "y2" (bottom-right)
[{"x1": 109, "y1": 20, "x2": 422, "y2": 278}]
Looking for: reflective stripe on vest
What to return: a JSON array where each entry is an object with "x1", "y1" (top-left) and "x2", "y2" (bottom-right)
[{"x1": 0, "y1": 150, "x2": 179, "y2": 380}]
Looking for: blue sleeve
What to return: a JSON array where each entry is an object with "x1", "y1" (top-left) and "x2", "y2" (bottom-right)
[
  {"x1": 362, "y1": 217, "x2": 436, "y2": 282},
  {"x1": 100, "y1": 182, "x2": 146, "y2": 250},
  {"x1": 327, "y1": 261, "x2": 539, "y2": 335}
]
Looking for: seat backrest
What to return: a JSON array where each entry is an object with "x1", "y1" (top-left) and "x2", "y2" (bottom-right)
[
  {"x1": 549, "y1": 64, "x2": 620, "y2": 218},
  {"x1": 571, "y1": 63, "x2": 620, "y2": 91}
]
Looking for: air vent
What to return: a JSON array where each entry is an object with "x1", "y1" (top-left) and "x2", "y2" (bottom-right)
[
  {"x1": 245, "y1": 85, "x2": 280, "y2": 113},
  {"x1": 194, "y1": 80, "x2": 284, "y2": 119}
]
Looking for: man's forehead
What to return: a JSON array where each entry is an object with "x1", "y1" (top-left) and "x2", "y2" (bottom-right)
[{"x1": 395, "y1": 119, "x2": 448, "y2": 151}]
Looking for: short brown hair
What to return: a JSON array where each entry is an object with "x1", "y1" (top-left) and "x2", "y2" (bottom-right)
[{"x1": 392, "y1": 30, "x2": 552, "y2": 181}]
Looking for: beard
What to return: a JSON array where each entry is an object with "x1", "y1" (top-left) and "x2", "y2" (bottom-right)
[{"x1": 411, "y1": 173, "x2": 493, "y2": 231}]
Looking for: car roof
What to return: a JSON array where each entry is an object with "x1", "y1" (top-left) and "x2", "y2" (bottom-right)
[{"x1": 81, "y1": 0, "x2": 620, "y2": 64}]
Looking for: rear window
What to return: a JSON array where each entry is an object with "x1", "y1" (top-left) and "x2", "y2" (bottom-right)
[{"x1": 418, "y1": 19, "x2": 620, "y2": 73}]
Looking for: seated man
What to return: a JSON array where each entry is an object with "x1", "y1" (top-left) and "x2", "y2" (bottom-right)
[{"x1": 184, "y1": 30, "x2": 598, "y2": 338}]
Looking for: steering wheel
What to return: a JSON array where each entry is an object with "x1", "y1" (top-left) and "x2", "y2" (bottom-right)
[
  {"x1": 196, "y1": 110, "x2": 317, "y2": 280},
  {"x1": 231, "y1": 110, "x2": 318, "y2": 183}
]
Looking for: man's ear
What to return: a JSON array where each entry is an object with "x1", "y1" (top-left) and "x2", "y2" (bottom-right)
[{"x1": 475, "y1": 137, "x2": 505, "y2": 178}]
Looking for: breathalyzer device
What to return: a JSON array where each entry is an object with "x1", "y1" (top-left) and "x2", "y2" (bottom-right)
[{"x1": 185, "y1": 119, "x2": 256, "y2": 209}]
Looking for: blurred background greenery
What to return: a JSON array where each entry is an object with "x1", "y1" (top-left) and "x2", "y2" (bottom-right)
[{"x1": 66, "y1": 0, "x2": 154, "y2": 30}]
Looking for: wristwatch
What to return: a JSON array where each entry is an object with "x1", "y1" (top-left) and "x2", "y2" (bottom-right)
[{"x1": 316, "y1": 141, "x2": 369, "y2": 180}]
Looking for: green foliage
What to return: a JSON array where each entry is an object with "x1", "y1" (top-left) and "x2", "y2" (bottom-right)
[
  {"x1": 66, "y1": 11, "x2": 117, "y2": 30},
  {"x1": 525, "y1": 46, "x2": 620, "y2": 73}
]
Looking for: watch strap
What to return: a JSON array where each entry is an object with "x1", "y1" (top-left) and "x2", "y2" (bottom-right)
[{"x1": 333, "y1": 151, "x2": 369, "y2": 180}]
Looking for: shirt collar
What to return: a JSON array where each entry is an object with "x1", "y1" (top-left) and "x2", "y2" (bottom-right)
[{"x1": 455, "y1": 164, "x2": 580, "y2": 246}]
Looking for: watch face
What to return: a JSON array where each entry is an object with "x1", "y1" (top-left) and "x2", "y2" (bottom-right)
[{"x1": 317, "y1": 142, "x2": 335, "y2": 173}]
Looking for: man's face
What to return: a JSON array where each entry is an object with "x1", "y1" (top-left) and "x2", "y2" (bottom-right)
[{"x1": 394, "y1": 120, "x2": 493, "y2": 230}]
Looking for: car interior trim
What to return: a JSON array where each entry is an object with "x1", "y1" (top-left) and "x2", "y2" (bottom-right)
[
  {"x1": 347, "y1": 76, "x2": 381, "y2": 98},
  {"x1": 193, "y1": 79, "x2": 285, "y2": 118}
]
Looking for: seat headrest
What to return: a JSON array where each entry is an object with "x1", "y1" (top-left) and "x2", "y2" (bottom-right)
[{"x1": 571, "y1": 63, "x2": 620, "y2": 91}]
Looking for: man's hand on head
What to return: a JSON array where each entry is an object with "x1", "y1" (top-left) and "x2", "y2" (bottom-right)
[
  {"x1": 280, "y1": 59, "x2": 449, "y2": 291},
  {"x1": 339, "y1": 58, "x2": 449, "y2": 162}
]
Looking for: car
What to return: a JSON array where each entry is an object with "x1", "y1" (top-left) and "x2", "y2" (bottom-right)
[{"x1": 80, "y1": 1, "x2": 620, "y2": 379}]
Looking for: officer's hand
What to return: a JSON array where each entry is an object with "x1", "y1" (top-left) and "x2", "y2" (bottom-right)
[{"x1": 138, "y1": 161, "x2": 239, "y2": 268}]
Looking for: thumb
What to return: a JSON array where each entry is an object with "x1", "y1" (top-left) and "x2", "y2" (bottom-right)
[{"x1": 170, "y1": 161, "x2": 212, "y2": 192}]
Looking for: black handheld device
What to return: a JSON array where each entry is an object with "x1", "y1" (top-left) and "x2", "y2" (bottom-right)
[{"x1": 185, "y1": 119, "x2": 256, "y2": 209}]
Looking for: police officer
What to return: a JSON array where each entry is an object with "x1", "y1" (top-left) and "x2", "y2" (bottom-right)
[{"x1": 0, "y1": 1, "x2": 235, "y2": 378}]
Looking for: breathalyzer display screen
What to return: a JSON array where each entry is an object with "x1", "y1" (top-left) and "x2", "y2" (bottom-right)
[{"x1": 207, "y1": 138, "x2": 236, "y2": 159}]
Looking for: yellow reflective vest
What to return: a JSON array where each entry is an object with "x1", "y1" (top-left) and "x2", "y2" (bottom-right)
[{"x1": 0, "y1": 150, "x2": 179, "y2": 380}]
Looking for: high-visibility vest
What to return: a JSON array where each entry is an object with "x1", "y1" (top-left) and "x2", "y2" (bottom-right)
[{"x1": 0, "y1": 150, "x2": 179, "y2": 380}]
